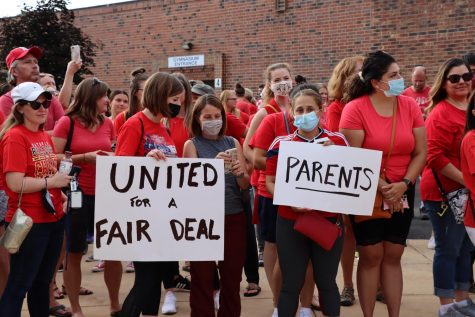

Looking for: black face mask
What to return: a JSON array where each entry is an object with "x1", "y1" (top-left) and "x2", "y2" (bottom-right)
[{"x1": 168, "y1": 103, "x2": 181, "y2": 118}]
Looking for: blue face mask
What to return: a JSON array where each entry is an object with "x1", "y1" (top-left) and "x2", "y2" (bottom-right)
[
  {"x1": 293, "y1": 111, "x2": 320, "y2": 132},
  {"x1": 382, "y1": 78, "x2": 404, "y2": 97}
]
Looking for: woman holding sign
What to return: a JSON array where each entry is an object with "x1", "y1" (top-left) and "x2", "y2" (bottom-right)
[
  {"x1": 183, "y1": 94, "x2": 249, "y2": 317},
  {"x1": 420, "y1": 59, "x2": 474, "y2": 317},
  {"x1": 266, "y1": 89, "x2": 348, "y2": 317},
  {"x1": 115, "y1": 72, "x2": 184, "y2": 317},
  {"x1": 339, "y1": 51, "x2": 427, "y2": 317}
]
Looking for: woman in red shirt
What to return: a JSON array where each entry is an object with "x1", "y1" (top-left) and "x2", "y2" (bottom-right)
[
  {"x1": 266, "y1": 88, "x2": 348, "y2": 317},
  {"x1": 53, "y1": 77, "x2": 119, "y2": 317},
  {"x1": 340, "y1": 51, "x2": 426, "y2": 317},
  {"x1": 116, "y1": 72, "x2": 184, "y2": 317},
  {"x1": 326, "y1": 55, "x2": 364, "y2": 307},
  {"x1": 220, "y1": 89, "x2": 249, "y2": 125},
  {"x1": 109, "y1": 90, "x2": 129, "y2": 121},
  {"x1": 420, "y1": 58, "x2": 475, "y2": 317},
  {"x1": 0, "y1": 82, "x2": 71, "y2": 316}
]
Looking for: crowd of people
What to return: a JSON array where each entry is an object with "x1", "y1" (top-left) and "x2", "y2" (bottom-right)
[{"x1": 0, "y1": 45, "x2": 473, "y2": 317}]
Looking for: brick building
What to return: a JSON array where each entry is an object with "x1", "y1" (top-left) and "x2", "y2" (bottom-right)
[{"x1": 71, "y1": 0, "x2": 474, "y2": 92}]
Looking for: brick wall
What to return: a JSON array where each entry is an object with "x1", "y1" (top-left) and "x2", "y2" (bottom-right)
[{"x1": 71, "y1": 0, "x2": 475, "y2": 92}]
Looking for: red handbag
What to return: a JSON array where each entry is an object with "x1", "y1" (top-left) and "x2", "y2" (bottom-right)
[{"x1": 293, "y1": 212, "x2": 342, "y2": 251}]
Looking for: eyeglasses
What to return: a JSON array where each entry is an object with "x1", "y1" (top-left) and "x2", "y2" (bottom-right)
[
  {"x1": 446, "y1": 72, "x2": 473, "y2": 84},
  {"x1": 20, "y1": 99, "x2": 51, "y2": 110}
]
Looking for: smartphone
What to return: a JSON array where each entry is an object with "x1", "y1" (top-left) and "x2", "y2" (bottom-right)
[
  {"x1": 71, "y1": 45, "x2": 80, "y2": 61},
  {"x1": 69, "y1": 165, "x2": 81, "y2": 177},
  {"x1": 224, "y1": 148, "x2": 237, "y2": 173}
]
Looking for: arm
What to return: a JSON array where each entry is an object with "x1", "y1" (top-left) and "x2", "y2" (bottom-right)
[
  {"x1": 253, "y1": 147, "x2": 267, "y2": 171},
  {"x1": 183, "y1": 140, "x2": 198, "y2": 158},
  {"x1": 6, "y1": 172, "x2": 72, "y2": 193},
  {"x1": 52, "y1": 137, "x2": 100, "y2": 164},
  {"x1": 58, "y1": 60, "x2": 82, "y2": 109},
  {"x1": 243, "y1": 109, "x2": 267, "y2": 163},
  {"x1": 232, "y1": 138, "x2": 250, "y2": 189},
  {"x1": 440, "y1": 163, "x2": 465, "y2": 186}
]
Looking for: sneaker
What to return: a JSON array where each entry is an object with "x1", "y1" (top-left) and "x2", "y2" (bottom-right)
[
  {"x1": 214, "y1": 290, "x2": 220, "y2": 311},
  {"x1": 299, "y1": 307, "x2": 312, "y2": 317},
  {"x1": 258, "y1": 252, "x2": 264, "y2": 267},
  {"x1": 376, "y1": 288, "x2": 386, "y2": 304},
  {"x1": 428, "y1": 235, "x2": 436, "y2": 249},
  {"x1": 85, "y1": 255, "x2": 97, "y2": 262},
  {"x1": 125, "y1": 262, "x2": 135, "y2": 273},
  {"x1": 340, "y1": 287, "x2": 355, "y2": 306},
  {"x1": 454, "y1": 298, "x2": 475, "y2": 317},
  {"x1": 439, "y1": 306, "x2": 468, "y2": 317},
  {"x1": 161, "y1": 291, "x2": 177, "y2": 315},
  {"x1": 174, "y1": 275, "x2": 191, "y2": 292},
  {"x1": 271, "y1": 307, "x2": 278, "y2": 317},
  {"x1": 91, "y1": 260, "x2": 105, "y2": 273}
]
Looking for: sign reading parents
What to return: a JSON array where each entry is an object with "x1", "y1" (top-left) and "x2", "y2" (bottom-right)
[
  {"x1": 94, "y1": 156, "x2": 224, "y2": 261},
  {"x1": 273, "y1": 142, "x2": 382, "y2": 215}
]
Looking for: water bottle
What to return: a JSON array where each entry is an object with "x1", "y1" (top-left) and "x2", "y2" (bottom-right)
[{"x1": 59, "y1": 151, "x2": 73, "y2": 175}]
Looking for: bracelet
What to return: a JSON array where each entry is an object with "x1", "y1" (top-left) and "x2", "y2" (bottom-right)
[{"x1": 45, "y1": 177, "x2": 48, "y2": 189}]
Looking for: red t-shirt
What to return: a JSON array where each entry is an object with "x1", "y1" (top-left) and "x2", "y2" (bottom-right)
[
  {"x1": 225, "y1": 113, "x2": 247, "y2": 141},
  {"x1": 114, "y1": 110, "x2": 127, "y2": 136},
  {"x1": 168, "y1": 117, "x2": 189, "y2": 157},
  {"x1": 420, "y1": 100, "x2": 466, "y2": 201},
  {"x1": 115, "y1": 112, "x2": 177, "y2": 157},
  {"x1": 326, "y1": 99, "x2": 345, "y2": 132},
  {"x1": 53, "y1": 116, "x2": 115, "y2": 196},
  {"x1": 1, "y1": 125, "x2": 63, "y2": 223},
  {"x1": 340, "y1": 95, "x2": 424, "y2": 183},
  {"x1": 401, "y1": 86, "x2": 431, "y2": 113},
  {"x1": 266, "y1": 129, "x2": 348, "y2": 220},
  {"x1": 237, "y1": 100, "x2": 258, "y2": 115},
  {"x1": 0, "y1": 91, "x2": 64, "y2": 131},
  {"x1": 237, "y1": 111, "x2": 249, "y2": 125},
  {"x1": 250, "y1": 108, "x2": 296, "y2": 198},
  {"x1": 462, "y1": 130, "x2": 475, "y2": 227}
]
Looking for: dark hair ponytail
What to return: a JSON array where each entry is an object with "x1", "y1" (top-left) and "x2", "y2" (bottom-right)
[
  {"x1": 235, "y1": 83, "x2": 245, "y2": 97},
  {"x1": 343, "y1": 50, "x2": 396, "y2": 103},
  {"x1": 128, "y1": 68, "x2": 148, "y2": 118}
]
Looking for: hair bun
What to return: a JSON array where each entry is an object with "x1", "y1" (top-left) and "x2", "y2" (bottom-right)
[{"x1": 131, "y1": 67, "x2": 146, "y2": 78}]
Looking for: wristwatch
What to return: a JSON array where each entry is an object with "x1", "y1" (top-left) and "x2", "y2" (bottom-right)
[{"x1": 402, "y1": 178, "x2": 413, "y2": 189}]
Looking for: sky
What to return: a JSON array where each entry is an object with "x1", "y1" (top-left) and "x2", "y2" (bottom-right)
[{"x1": 1, "y1": 0, "x2": 135, "y2": 18}]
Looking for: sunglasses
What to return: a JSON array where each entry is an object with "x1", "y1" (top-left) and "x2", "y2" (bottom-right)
[
  {"x1": 446, "y1": 72, "x2": 473, "y2": 84},
  {"x1": 20, "y1": 99, "x2": 51, "y2": 110}
]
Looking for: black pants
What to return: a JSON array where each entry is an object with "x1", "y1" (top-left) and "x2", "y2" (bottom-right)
[
  {"x1": 243, "y1": 189, "x2": 259, "y2": 285},
  {"x1": 121, "y1": 261, "x2": 166, "y2": 316},
  {"x1": 162, "y1": 261, "x2": 180, "y2": 289},
  {"x1": 276, "y1": 215, "x2": 343, "y2": 317}
]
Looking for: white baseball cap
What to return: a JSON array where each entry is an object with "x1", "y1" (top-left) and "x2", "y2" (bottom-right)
[{"x1": 11, "y1": 82, "x2": 52, "y2": 103}]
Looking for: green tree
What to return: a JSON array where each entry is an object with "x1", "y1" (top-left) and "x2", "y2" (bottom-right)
[{"x1": 0, "y1": 0, "x2": 100, "y2": 84}]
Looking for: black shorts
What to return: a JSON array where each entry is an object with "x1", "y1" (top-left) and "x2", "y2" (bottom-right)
[
  {"x1": 67, "y1": 194, "x2": 95, "y2": 253},
  {"x1": 350, "y1": 208, "x2": 413, "y2": 246},
  {"x1": 258, "y1": 195, "x2": 278, "y2": 243}
]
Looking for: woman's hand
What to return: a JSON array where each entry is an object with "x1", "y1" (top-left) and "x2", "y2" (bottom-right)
[
  {"x1": 216, "y1": 152, "x2": 232, "y2": 170},
  {"x1": 291, "y1": 206, "x2": 313, "y2": 213},
  {"x1": 231, "y1": 158, "x2": 244, "y2": 178},
  {"x1": 49, "y1": 173, "x2": 73, "y2": 189},
  {"x1": 381, "y1": 182, "x2": 407, "y2": 203},
  {"x1": 146, "y1": 149, "x2": 167, "y2": 161},
  {"x1": 83, "y1": 150, "x2": 110, "y2": 163}
]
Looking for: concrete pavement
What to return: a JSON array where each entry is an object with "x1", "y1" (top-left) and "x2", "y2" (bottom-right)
[{"x1": 21, "y1": 239, "x2": 447, "y2": 317}]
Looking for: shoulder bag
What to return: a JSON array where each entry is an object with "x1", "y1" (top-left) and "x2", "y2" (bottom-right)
[
  {"x1": 0, "y1": 178, "x2": 33, "y2": 254},
  {"x1": 431, "y1": 169, "x2": 468, "y2": 224}
]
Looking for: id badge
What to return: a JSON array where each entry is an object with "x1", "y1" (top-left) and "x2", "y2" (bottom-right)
[{"x1": 70, "y1": 191, "x2": 83, "y2": 208}]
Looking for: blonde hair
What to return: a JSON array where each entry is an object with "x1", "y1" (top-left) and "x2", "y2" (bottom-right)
[
  {"x1": 220, "y1": 89, "x2": 239, "y2": 116},
  {"x1": 328, "y1": 56, "x2": 364, "y2": 101},
  {"x1": 0, "y1": 101, "x2": 44, "y2": 139},
  {"x1": 262, "y1": 63, "x2": 292, "y2": 106}
]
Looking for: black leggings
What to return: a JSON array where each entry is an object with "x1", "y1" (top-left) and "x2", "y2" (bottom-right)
[
  {"x1": 276, "y1": 215, "x2": 343, "y2": 317},
  {"x1": 121, "y1": 261, "x2": 166, "y2": 316}
]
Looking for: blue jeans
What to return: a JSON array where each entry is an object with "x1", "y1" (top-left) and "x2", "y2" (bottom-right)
[
  {"x1": 425, "y1": 201, "x2": 473, "y2": 298},
  {"x1": 0, "y1": 218, "x2": 64, "y2": 317}
]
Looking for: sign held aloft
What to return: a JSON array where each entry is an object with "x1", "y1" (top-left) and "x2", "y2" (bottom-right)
[
  {"x1": 273, "y1": 142, "x2": 382, "y2": 215},
  {"x1": 94, "y1": 156, "x2": 224, "y2": 261}
]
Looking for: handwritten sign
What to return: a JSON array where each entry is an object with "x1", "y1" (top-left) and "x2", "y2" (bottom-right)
[
  {"x1": 273, "y1": 142, "x2": 382, "y2": 215},
  {"x1": 94, "y1": 156, "x2": 224, "y2": 261},
  {"x1": 168, "y1": 55, "x2": 205, "y2": 68}
]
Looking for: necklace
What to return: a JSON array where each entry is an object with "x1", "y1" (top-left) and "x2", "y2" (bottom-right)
[{"x1": 446, "y1": 97, "x2": 467, "y2": 110}]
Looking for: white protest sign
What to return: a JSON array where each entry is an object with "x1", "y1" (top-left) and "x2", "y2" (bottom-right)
[
  {"x1": 273, "y1": 142, "x2": 382, "y2": 215},
  {"x1": 94, "y1": 156, "x2": 224, "y2": 261}
]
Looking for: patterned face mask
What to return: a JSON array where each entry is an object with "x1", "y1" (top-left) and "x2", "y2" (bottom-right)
[{"x1": 270, "y1": 80, "x2": 293, "y2": 97}]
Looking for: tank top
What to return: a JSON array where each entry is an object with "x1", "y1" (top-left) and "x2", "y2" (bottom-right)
[{"x1": 192, "y1": 136, "x2": 243, "y2": 216}]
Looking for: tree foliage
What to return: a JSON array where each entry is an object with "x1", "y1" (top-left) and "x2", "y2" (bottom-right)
[{"x1": 0, "y1": 0, "x2": 100, "y2": 84}]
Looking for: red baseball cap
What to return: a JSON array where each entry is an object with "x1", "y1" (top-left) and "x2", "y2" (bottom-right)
[{"x1": 6, "y1": 46, "x2": 43, "y2": 69}]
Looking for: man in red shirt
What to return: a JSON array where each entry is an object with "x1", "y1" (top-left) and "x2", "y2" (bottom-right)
[
  {"x1": 0, "y1": 47, "x2": 64, "y2": 131},
  {"x1": 402, "y1": 66, "x2": 431, "y2": 114}
]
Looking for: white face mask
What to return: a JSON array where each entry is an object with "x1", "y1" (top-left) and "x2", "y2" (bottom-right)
[
  {"x1": 201, "y1": 119, "x2": 222, "y2": 136},
  {"x1": 270, "y1": 80, "x2": 293, "y2": 96}
]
